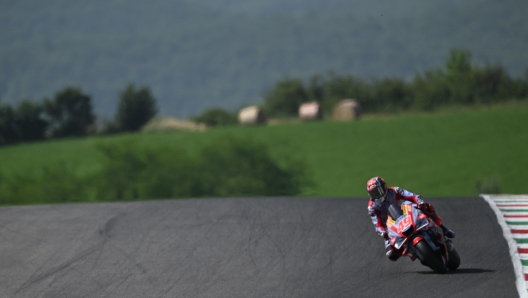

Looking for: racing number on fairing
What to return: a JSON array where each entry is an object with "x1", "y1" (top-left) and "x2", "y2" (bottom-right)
[{"x1": 398, "y1": 216, "x2": 412, "y2": 232}]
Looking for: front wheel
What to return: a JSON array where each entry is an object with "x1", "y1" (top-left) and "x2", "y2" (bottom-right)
[
  {"x1": 415, "y1": 240, "x2": 447, "y2": 274},
  {"x1": 446, "y1": 240, "x2": 461, "y2": 270}
]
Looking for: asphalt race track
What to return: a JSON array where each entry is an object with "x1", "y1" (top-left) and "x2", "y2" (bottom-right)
[{"x1": 0, "y1": 197, "x2": 518, "y2": 298}]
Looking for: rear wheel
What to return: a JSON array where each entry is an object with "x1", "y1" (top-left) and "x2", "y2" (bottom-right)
[
  {"x1": 446, "y1": 240, "x2": 461, "y2": 270},
  {"x1": 415, "y1": 240, "x2": 447, "y2": 274}
]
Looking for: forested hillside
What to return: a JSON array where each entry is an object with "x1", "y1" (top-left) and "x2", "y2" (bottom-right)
[{"x1": 1, "y1": 0, "x2": 527, "y2": 118}]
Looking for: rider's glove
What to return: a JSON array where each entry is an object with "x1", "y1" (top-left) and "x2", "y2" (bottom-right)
[
  {"x1": 417, "y1": 202, "x2": 429, "y2": 212},
  {"x1": 417, "y1": 202, "x2": 437, "y2": 220}
]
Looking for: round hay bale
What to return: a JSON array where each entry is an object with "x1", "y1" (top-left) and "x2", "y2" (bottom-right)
[
  {"x1": 299, "y1": 101, "x2": 323, "y2": 121},
  {"x1": 141, "y1": 117, "x2": 206, "y2": 132},
  {"x1": 238, "y1": 106, "x2": 267, "y2": 125},
  {"x1": 332, "y1": 99, "x2": 361, "y2": 121}
]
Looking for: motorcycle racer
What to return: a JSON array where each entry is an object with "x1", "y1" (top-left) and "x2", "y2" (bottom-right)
[{"x1": 366, "y1": 176, "x2": 455, "y2": 261}]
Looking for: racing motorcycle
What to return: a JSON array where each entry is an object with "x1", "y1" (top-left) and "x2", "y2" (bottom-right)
[{"x1": 386, "y1": 201, "x2": 460, "y2": 273}]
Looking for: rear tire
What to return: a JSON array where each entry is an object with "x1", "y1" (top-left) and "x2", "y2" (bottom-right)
[
  {"x1": 446, "y1": 241, "x2": 461, "y2": 270},
  {"x1": 415, "y1": 240, "x2": 447, "y2": 274}
]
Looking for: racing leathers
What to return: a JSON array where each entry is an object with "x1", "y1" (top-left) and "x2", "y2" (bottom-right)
[{"x1": 367, "y1": 186, "x2": 443, "y2": 261}]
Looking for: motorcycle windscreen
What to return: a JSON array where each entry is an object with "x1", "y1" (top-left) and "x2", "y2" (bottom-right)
[
  {"x1": 415, "y1": 217, "x2": 429, "y2": 231},
  {"x1": 412, "y1": 208, "x2": 430, "y2": 231}
]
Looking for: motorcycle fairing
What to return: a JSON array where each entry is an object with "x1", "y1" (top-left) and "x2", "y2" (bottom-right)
[
  {"x1": 387, "y1": 202, "x2": 429, "y2": 249},
  {"x1": 387, "y1": 202, "x2": 445, "y2": 254}
]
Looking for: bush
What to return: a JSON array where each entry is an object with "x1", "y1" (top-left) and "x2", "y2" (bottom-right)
[
  {"x1": 92, "y1": 139, "x2": 200, "y2": 201},
  {"x1": 194, "y1": 135, "x2": 310, "y2": 197},
  {"x1": 0, "y1": 163, "x2": 89, "y2": 205},
  {"x1": 191, "y1": 108, "x2": 238, "y2": 127},
  {"x1": 475, "y1": 174, "x2": 502, "y2": 194},
  {"x1": 411, "y1": 69, "x2": 451, "y2": 110},
  {"x1": 263, "y1": 78, "x2": 309, "y2": 117},
  {"x1": 320, "y1": 74, "x2": 371, "y2": 113},
  {"x1": 371, "y1": 78, "x2": 412, "y2": 112},
  {"x1": 0, "y1": 135, "x2": 313, "y2": 204},
  {"x1": 93, "y1": 136, "x2": 312, "y2": 200}
]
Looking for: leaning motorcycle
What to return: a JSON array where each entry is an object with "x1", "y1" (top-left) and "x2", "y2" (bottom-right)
[{"x1": 386, "y1": 201, "x2": 460, "y2": 273}]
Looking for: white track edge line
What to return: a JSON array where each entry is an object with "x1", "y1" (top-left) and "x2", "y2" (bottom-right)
[{"x1": 482, "y1": 194, "x2": 528, "y2": 297}]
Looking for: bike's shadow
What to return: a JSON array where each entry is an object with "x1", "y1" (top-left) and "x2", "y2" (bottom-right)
[{"x1": 412, "y1": 268, "x2": 495, "y2": 274}]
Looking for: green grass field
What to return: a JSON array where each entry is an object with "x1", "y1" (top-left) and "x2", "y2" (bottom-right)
[{"x1": 1, "y1": 102, "x2": 527, "y2": 202}]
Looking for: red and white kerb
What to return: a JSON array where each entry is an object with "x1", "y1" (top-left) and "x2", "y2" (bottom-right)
[{"x1": 483, "y1": 194, "x2": 528, "y2": 298}]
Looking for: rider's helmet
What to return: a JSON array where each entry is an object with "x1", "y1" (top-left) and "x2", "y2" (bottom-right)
[{"x1": 367, "y1": 176, "x2": 388, "y2": 203}]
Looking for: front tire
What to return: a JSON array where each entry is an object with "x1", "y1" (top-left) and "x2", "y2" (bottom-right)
[{"x1": 415, "y1": 240, "x2": 447, "y2": 274}]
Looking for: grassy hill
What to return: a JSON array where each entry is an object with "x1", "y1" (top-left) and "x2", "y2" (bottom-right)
[
  {"x1": 1, "y1": 0, "x2": 527, "y2": 119},
  {"x1": 0, "y1": 102, "x2": 526, "y2": 205}
]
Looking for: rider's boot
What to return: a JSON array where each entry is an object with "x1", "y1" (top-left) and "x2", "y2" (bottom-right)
[
  {"x1": 440, "y1": 224, "x2": 456, "y2": 238},
  {"x1": 407, "y1": 250, "x2": 418, "y2": 261}
]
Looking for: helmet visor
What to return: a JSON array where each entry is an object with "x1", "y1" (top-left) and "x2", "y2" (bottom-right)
[{"x1": 369, "y1": 186, "x2": 386, "y2": 201}]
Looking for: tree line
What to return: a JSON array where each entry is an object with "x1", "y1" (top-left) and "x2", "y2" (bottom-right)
[
  {"x1": 2, "y1": 49, "x2": 528, "y2": 144},
  {"x1": 0, "y1": 83, "x2": 158, "y2": 146},
  {"x1": 191, "y1": 49, "x2": 528, "y2": 126},
  {"x1": 261, "y1": 49, "x2": 528, "y2": 118}
]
